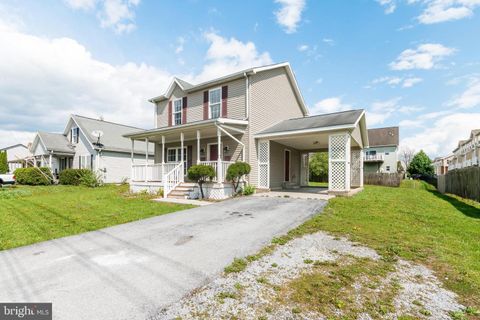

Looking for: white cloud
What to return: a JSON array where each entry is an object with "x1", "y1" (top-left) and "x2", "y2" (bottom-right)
[
  {"x1": 311, "y1": 97, "x2": 352, "y2": 114},
  {"x1": 401, "y1": 112, "x2": 480, "y2": 157},
  {"x1": 0, "y1": 130, "x2": 36, "y2": 150},
  {"x1": 398, "y1": 119, "x2": 423, "y2": 127},
  {"x1": 65, "y1": 0, "x2": 140, "y2": 34},
  {"x1": 175, "y1": 36, "x2": 185, "y2": 54},
  {"x1": 390, "y1": 43, "x2": 456, "y2": 70},
  {"x1": 402, "y1": 77, "x2": 423, "y2": 87},
  {"x1": 448, "y1": 77, "x2": 480, "y2": 109},
  {"x1": 274, "y1": 0, "x2": 306, "y2": 34},
  {"x1": 315, "y1": 78, "x2": 323, "y2": 84},
  {"x1": 367, "y1": 97, "x2": 402, "y2": 126},
  {"x1": 297, "y1": 44, "x2": 309, "y2": 52},
  {"x1": 417, "y1": 0, "x2": 480, "y2": 24},
  {"x1": 377, "y1": 0, "x2": 397, "y2": 14},
  {"x1": 192, "y1": 32, "x2": 272, "y2": 83},
  {"x1": 0, "y1": 24, "x2": 274, "y2": 148},
  {"x1": 322, "y1": 38, "x2": 335, "y2": 46},
  {"x1": 369, "y1": 76, "x2": 423, "y2": 88}
]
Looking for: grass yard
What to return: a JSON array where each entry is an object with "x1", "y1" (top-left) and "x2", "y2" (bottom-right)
[
  {"x1": 275, "y1": 180, "x2": 480, "y2": 311},
  {"x1": 0, "y1": 185, "x2": 193, "y2": 250},
  {"x1": 308, "y1": 181, "x2": 328, "y2": 187}
]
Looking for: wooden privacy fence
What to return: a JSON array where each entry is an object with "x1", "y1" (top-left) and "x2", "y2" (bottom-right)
[
  {"x1": 364, "y1": 173, "x2": 403, "y2": 187},
  {"x1": 438, "y1": 167, "x2": 480, "y2": 202}
]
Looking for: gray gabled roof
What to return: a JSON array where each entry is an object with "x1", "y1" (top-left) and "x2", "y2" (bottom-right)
[
  {"x1": 38, "y1": 132, "x2": 75, "y2": 154},
  {"x1": 70, "y1": 115, "x2": 153, "y2": 154},
  {"x1": 0, "y1": 144, "x2": 28, "y2": 151},
  {"x1": 175, "y1": 77, "x2": 194, "y2": 90},
  {"x1": 367, "y1": 127, "x2": 399, "y2": 147},
  {"x1": 257, "y1": 109, "x2": 365, "y2": 136}
]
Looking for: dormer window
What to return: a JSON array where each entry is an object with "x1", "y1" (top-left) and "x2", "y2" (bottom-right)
[
  {"x1": 209, "y1": 88, "x2": 221, "y2": 119},
  {"x1": 173, "y1": 98, "x2": 182, "y2": 125},
  {"x1": 71, "y1": 127, "x2": 79, "y2": 144}
]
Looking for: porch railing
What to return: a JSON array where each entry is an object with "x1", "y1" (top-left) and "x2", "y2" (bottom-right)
[
  {"x1": 199, "y1": 160, "x2": 235, "y2": 182},
  {"x1": 364, "y1": 154, "x2": 384, "y2": 162},
  {"x1": 132, "y1": 163, "x2": 179, "y2": 182},
  {"x1": 163, "y1": 162, "x2": 184, "y2": 198}
]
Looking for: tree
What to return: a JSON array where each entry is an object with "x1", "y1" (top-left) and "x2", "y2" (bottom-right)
[
  {"x1": 400, "y1": 147, "x2": 415, "y2": 172},
  {"x1": 309, "y1": 152, "x2": 328, "y2": 182},
  {"x1": 226, "y1": 162, "x2": 251, "y2": 192},
  {"x1": 187, "y1": 164, "x2": 216, "y2": 199},
  {"x1": 0, "y1": 151, "x2": 8, "y2": 174},
  {"x1": 407, "y1": 150, "x2": 434, "y2": 177}
]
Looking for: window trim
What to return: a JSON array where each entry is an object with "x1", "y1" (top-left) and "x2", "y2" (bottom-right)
[
  {"x1": 71, "y1": 127, "x2": 79, "y2": 144},
  {"x1": 172, "y1": 98, "x2": 183, "y2": 126},
  {"x1": 208, "y1": 87, "x2": 222, "y2": 119}
]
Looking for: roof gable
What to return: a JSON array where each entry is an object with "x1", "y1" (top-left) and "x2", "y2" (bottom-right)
[{"x1": 367, "y1": 127, "x2": 399, "y2": 147}]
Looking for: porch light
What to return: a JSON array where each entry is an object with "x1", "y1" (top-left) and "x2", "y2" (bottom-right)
[{"x1": 313, "y1": 141, "x2": 319, "y2": 145}]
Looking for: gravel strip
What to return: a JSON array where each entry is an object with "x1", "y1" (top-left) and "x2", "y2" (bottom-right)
[{"x1": 152, "y1": 232, "x2": 464, "y2": 320}]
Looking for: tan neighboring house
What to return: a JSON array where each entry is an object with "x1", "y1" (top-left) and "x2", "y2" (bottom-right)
[
  {"x1": 433, "y1": 154, "x2": 454, "y2": 175},
  {"x1": 363, "y1": 127, "x2": 399, "y2": 173},
  {"x1": 125, "y1": 62, "x2": 369, "y2": 199},
  {"x1": 449, "y1": 129, "x2": 480, "y2": 170}
]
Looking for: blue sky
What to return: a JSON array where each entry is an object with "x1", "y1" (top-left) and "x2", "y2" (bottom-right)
[{"x1": 0, "y1": 0, "x2": 479, "y2": 157}]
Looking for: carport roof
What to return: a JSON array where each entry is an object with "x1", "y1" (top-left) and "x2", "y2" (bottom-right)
[{"x1": 256, "y1": 109, "x2": 365, "y2": 136}]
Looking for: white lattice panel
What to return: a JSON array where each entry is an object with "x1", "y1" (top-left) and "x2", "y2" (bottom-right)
[
  {"x1": 258, "y1": 140, "x2": 270, "y2": 188},
  {"x1": 350, "y1": 149, "x2": 362, "y2": 187},
  {"x1": 329, "y1": 133, "x2": 351, "y2": 191}
]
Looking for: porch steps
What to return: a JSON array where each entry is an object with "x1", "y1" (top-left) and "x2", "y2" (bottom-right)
[{"x1": 167, "y1": 182, "x2": 196, "y2": 199}]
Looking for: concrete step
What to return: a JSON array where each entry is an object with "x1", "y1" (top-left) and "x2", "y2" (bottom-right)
[
  {"x1": 179, "y1": 182, "x2": 196, "y2": 187},
  {"x1": 175, "y1": 186, "x2": 194, "y2": 191},
  {"x1": 169, "y1": 190, "x2": 190, "y2": 196},
  {"x1": 168, "y1": 194, "x2": 188, "y2": 199}
]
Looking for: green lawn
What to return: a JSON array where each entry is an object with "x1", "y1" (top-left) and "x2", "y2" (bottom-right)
[
  {"x1": 0, "y1": 185, "x2": 193, "y2": 250},
  {"x1": 273, "y1": 181, "x2": 480, "y2": 309},
  {"x1": 308, "y1": 181, "x2": 328, "y2": 187}
]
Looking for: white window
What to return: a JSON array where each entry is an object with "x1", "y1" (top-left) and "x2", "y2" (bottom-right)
[
  {"x1": 385, "y1": 152, "x2": 390, "y2": 155},
  {"x1": 71, "y1": 127, "x2": 79, "y2": 144},
  {"x1": 173, "y1": 98, "x2": 182, "y2": 125},
  {"x1": 167, "y1": 149, "x2": 177, "y2": 162},
  {"x1": 78, "y1": 155, "x2": 91, "y2": 169},
  {"x1": 167, "y1": 147, "x2": 187, "y2": 174},
  {"x1": 209, "y1": 88, "x2": 221, "y2": 119},
  {"x1": 386, "y1": 165, "x2": 391, "y2": 171}
]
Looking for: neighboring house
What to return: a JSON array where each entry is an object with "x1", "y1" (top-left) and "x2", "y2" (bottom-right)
[
  {"x1": 0, "y1": 144, "x2": 32, "y2": 173},
  {"x1": 363, "y1": 127, "x2": 399, "y2": 174},
  {"x1": 433, "y1": 154, "x2": 453, "y2": 175},
  {"x1": 449, "y1": 129, "x2": 480, "y2": 170},
  {"x1": 30, "y1": 115, "x2": 153, "y2": 183},
  {"x1": 125, "y1": 62, "x2": 369, "y2": 199}
]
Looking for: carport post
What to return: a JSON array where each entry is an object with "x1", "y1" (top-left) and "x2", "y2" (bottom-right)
[
  {"x1": 196, "y1": 130, "x2": 201, "y2": 164},
  {"x1": 145, "y1": 138, "x2": 149, "y2": 182},
  {"x1": 180, "y1": 132, "x2": 184, "y2": 182}
]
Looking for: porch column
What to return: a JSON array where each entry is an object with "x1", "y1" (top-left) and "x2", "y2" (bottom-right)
[
  {"x1": 217, "y1": 127, "x2": 222, "y2": 182},
  {"x1": 180, "y1": 132, "x2": 184, "y2": 182},
  {"x1": 49, "y1": 154, "x2": 52, "y2": 170},
  {"x1": 161, "y1": 136, "x2": 165, "y2": 182},
  {"x1": 145, "y1": 138, "x2": 149, "y2": 182},
  {"x1": 328, "y1": 132, "x2": 351, "y2": 193},
  {"x1": 196, "y1": 130, "x2": 201, "y2": 164},
  {"x1": 131, "y1": 139, "x2": 134, "y2": 182}
]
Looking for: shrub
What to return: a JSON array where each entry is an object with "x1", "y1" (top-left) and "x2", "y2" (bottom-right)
[
  {"x1": 14, "y1": 167, "x2": 53, "y2": 185},
  {"x1": 242, "y1": 184, "x2": 256, "y2": 196},
  {"x1": 226, "y1": 162, "x2": 251, "y2": 192},
  {"x1": 59, "y1": 169, "x2": 91, "y2": 185},
  {"x1": 187, "y1": 164, "x2": 215, "y2": 199},
  {"x1": 0, "y1": 151, "x2": 8, "y2": 174},
  {"x1": 79, "y1": 170, "x2": 103, "y2": 188}
]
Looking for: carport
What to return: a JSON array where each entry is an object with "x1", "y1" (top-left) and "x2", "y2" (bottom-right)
[{"x1": 254, "y1": 109, "x2": 369, "y2": 194}]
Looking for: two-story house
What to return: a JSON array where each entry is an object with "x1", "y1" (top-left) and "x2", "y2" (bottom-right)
[
  {"x1": 30, "y1": 115, "x2": 153, "y2": 183},
  {"x1": 449, "y1": 129, "x2": 480, "y2": 170},
  {"x1": 363, "y1": 127, "x2": 399, "y2": 174},
  {"x1": 125, "y1": 62, "x2": 369, "y2": 199}
]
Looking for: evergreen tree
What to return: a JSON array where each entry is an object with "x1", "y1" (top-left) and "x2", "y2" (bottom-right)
[
  {"x1": 0, "y1": 151, "x2": 8, "y2": 174},
  {"x1": 407, "y1": 150, "x2": 434, "y2": 176}
]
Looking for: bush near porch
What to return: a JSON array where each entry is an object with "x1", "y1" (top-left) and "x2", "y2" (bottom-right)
[
  {"x1": 0, "y1": 184, "x2": 193, "y2": 250},
  {"x1": 14, "y1": 167, "x2": 53, "y2": 185}
]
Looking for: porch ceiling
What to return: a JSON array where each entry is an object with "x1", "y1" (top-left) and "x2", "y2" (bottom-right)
[{"x1": 268, "y1": 130, "x2": 361, "y2": 151}]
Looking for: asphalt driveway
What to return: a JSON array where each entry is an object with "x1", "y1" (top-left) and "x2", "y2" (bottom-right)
[{"x1": 0, "y1": 196, "x2": 326, "y2": 320}]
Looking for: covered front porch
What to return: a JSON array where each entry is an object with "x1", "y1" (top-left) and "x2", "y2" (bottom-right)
[{"x1": 126, "y1": 118, "x2": 247, "y2": 198}]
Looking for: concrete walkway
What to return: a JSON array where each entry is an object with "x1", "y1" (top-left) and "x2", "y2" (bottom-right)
[{"x1": 0, "y1": 196, "x2": 326, "y2": 320}]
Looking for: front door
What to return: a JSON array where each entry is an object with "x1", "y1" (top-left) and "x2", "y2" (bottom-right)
[
  {"x1": 209, "y1": 144, "x2": 218, "y2": 161},
  {"x1": 284, "y1": 150, "x2": 291, "y2": 182}
]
